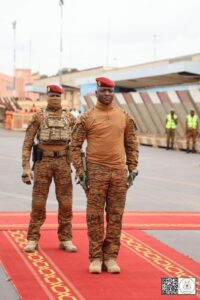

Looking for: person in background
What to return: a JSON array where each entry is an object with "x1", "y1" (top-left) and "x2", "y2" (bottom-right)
[
  {"x1": 5, "y1": 110, "x2": 13, "y2": 130},
  {"x1": 165, "y1": 108, "x2": 178, "y2": 150},
  {"x1": 186, "y1": 108, "x2": 199, "y2": 153},
  {"x1": 30, "y1": 104, "x2": 37, "y2": 113},
  {"x1": 71, "y1": 77, "x2": 139, "y2": 274},
  {"x1": 71, "y1": 108, "x2": 80, "y2": 119},
  {"x1": 21, "y1": 83, "x2": 77, "y2": 253}
]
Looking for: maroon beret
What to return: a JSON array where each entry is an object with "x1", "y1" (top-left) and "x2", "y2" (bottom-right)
[
  {"x1": 96, "y1": 77, "x2": 115, "y2": 88},
  {"x1": 47, "y1": 84, "x2": 64, "y2": 94}
]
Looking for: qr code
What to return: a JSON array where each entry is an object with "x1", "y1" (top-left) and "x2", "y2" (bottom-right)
[{"x1": 161, "y1": 278, "x2": 178, "y2": 295}]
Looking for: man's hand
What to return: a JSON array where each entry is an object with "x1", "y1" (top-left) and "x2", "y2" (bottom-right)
[
  {"x1": 21, "y1": 169, "x2": 33, "y2": 185},
  {"x1": 127, "y1": 170, "x2": 138, "y2": 188},
  {"x1": 79, "y1": 172, "x2": 88, "y2": 191}
]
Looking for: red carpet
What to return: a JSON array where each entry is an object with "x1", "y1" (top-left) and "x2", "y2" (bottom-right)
[
  {"x1": 0, "y1": 211, "x2": 200, "y2": 230},
  {"x1": 0, "y1": 211, "x2": 200, "y2": 299},
  {"x1": 0, "y1": 228, "x2": 199, "y2": 300}
]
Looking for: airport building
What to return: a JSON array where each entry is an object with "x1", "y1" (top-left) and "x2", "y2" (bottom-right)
[{"x1": 1, "y1": 52, "x2": 200, "y2": 151}]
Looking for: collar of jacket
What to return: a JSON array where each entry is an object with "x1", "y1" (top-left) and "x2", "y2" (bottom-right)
[
  {"x1": 95, "y1": 100, "x2": 115, "y2": 111},
  {"x1": 46, "y1": 106, "x2": 62, "y2": 112}
]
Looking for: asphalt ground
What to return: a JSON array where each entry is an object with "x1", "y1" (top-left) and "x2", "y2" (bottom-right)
[{"x1": 0, "y1": 128, "x2": 200, "y2": 266}]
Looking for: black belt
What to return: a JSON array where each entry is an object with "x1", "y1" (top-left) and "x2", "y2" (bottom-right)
[{"x1": 42, "y1": 150, "x2": 66, "y2": 158}]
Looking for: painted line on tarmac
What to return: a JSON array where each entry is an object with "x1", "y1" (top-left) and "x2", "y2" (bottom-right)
[
  {"x1": 0, "y1": 191, "x2": 55, "y2": 203},
  {"x1": 0, "y1": 191, "x2": 86, "y2": 210},
  {"x1": 141, "y1": 175, "x2": 200, "y2": 188},
  {"x1": 0, "y1": 191, "x2": 31, "y2": 200},
  {"x1": 0, "y1": 154, "x2": 19, "y2": 161}
]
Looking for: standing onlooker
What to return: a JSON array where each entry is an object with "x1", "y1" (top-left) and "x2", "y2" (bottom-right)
[
  {"x1": 186, "y1": 108, "x2": 199, "y2": 153},
  {"x1": 5, "y1": 110, "x2": 13, "y2": 130},
  {"x1": 71, "y1": 108, "x2": 80, "y2": 119},
  {"x1": 165, "y1": 109, "x2": 178, "y2": 150},
  {"x1": 30, "y1": 104, "x2": 37, "y2": 113}
]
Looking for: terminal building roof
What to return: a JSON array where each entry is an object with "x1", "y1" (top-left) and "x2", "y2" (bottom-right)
[{"x1": 77, "y1": 61, "x2": 200, "y2": 90}]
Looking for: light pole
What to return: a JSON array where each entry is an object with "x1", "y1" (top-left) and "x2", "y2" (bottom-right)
[
  {"x1": 12, "y1": 20, "x2": 16, "y2": 97},
  {"x1": 153, "y1": 34, "x2": 157, "y2": 61},
  {"x1": 59, "y1": 0, "x2": 64, "y2": 84},
  {"x1": 106, "y1": 15, "x2": 111, "y2": 66}
]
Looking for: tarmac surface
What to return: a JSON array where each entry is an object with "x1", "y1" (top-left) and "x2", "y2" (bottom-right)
[{"x1": 0, "y1": 128, "x2": 200, "y2": 298}]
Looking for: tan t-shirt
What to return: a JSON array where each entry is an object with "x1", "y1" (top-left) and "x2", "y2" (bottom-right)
[{"x1": 71, "y1": 101, "x2": 139, "y2": 175}]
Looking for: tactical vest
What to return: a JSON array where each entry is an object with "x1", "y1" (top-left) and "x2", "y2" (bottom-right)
[
  {"x1": 187, "y1": 115, "x2": 198, "y2": 129},
  {"x1": 166, "y1": 114, "x2": 177, "y2": 129},
  {"x1": 37, "y1": 109, "x2": 71, "y2": 144}
]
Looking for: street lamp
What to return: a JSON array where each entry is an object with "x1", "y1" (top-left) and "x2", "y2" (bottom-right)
[
  {"x1": 106, "y1": 15, "x2": 111, "y2": 66},
  {"x1": 12, "y1": 20, "x2": 17, "y2": 97},
  {"x1": 59, "y1": 0, "x2": 64, "y2": 84},
  {"x1": 153, "y1": 34, "x2": 157, "y2": 61}
]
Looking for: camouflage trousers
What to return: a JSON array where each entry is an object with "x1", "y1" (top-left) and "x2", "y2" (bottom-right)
[
  {"x1": 166, "y1": 128, "x2": 176, "y2": 149},
  {"x1": 186, "y1": 129, "x2": 198, "y2": 150},
  {"x1": 86, "y1": 162, "x2": 128, "y2": 261},
  {"x1": 27, "y1": 156, "x2": 73, "y2": 242}
]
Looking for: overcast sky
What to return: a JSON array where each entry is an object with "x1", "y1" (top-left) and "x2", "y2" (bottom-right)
[{"x1": 0, "y1": 0, "x2": 200, "y2": 76}]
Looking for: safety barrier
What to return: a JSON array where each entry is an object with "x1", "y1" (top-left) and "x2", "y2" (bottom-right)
[
  {"x1": 10, "y1": 113, "x2": 33, "y2": 131},
  {"x1": 81, "y1": 88, "x2": 200, "y2": 152}
]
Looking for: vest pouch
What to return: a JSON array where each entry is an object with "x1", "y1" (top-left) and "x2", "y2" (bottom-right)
[
  {"x1": 48, "y1": 117, "x2": 64, "y2": 128},
  {"x1": 60, "y1": 128, "x2": 70, "y2": 141},
  {"x1": 39, "y1": 128, "x2": 51, "y2": 142},
  {"x1": 47, "y1": 116, "x2": 65, "y2": 141},
  {"x1": 38, "y1": 111, "x2": 70, "y2": 144},
  {"x1": 50, "y1": 128, "x2": 62, "y2": 141}
]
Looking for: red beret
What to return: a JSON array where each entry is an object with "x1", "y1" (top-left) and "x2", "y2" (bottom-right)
[
  {"x1": 47, "y1": 84, "x2": 64, "y2": 94},
  {"x1": 96, "y1": 77, "x2": 115, "y2": 88}
]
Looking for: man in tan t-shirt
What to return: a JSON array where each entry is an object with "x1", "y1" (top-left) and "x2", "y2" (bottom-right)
[{"x1": 71, "y1": 77, "x2": 139, "y2": 274}]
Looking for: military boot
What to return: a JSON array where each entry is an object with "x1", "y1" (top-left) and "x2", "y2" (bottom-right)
[
  {"x1": 103, "y1": 259, "x2": 121, "y2": 273},
  {"x1": 24, "y1": 240, "x2": 38, "y2": 253},
  {"x1": 89, "y1": 259, "x2": 102, "y2": 274},
  {"x1": 59, "y1": 240, "x2": 77, "y2": 252}
]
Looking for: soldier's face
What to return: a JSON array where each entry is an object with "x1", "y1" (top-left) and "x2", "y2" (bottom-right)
[
  {"x1": 47, "y1": 93, "x2": 62, "y2": 109},
  {"x1": 96, "y1": 87, "x2": 114, "y2": 105}
]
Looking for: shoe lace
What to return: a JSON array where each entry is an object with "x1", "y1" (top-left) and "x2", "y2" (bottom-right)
[
  {"x1": 92, "y1": 260, "x2": 101, "y2": 266},
  {"x1": 107, "y1": 259, "x2": 117, "y2": 267},
  {"x1": 29, "y1": 241, "x2": 37, "y2": 245},
  {"x1": 63, "y1": 240, "x2": 72, "y2": 246}
]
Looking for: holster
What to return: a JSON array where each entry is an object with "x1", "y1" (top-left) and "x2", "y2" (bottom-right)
[
  {"x1": 81, "y1": 151, "x2": 87, "y2": 172},
  {"x1": 32, "y1": 144, "x2": 43, "y2": 170}
]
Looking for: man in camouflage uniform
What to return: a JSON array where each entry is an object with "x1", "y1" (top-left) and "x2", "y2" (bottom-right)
[
  {"x1": 71, "y1": 77, "x2": 139, "y2": 274},
  {"x1": 22, "y1": 83, "x2": 77, "y2": 253}
]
